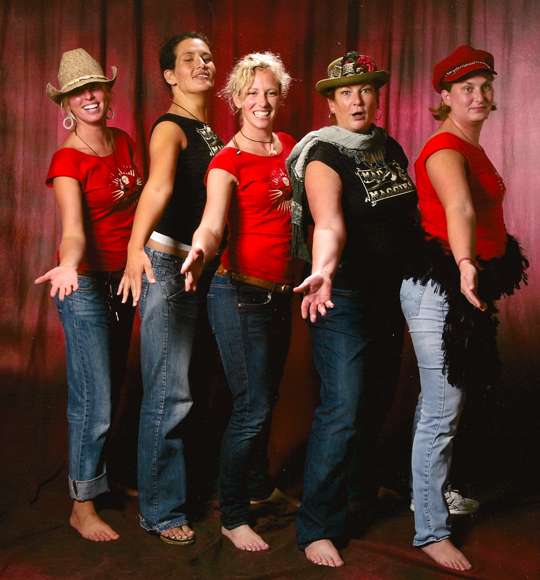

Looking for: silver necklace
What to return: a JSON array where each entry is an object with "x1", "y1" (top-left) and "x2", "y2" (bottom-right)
[
  {"x1": 240, "y1": 129, "x2": 276, "y2": 155},
  {"x1": 74, "y1": 128, "x2": 127, "y2": 191}
]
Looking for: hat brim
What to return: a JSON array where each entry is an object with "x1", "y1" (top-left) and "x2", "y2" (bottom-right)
[
  {"x1": 47, "y1": 67, "x2": 117, "y2": 105},
  {"x1": 439, "y1": 65, "x2": 497, "y2": 91},
  {"x1": 316, "y1": 70, "x2": 390, "y2": 97}
]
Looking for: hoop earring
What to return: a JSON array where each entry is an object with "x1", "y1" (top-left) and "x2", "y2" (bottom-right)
[
  {"x1": 106, "y1": 107, "x2": 115, "y2": 120},
  {"x1": 374, "y1": 108, "x2": 382, "y2": 121},
  {"x1": 63, "y1": 112, "x2": 75, "y2": 131}
]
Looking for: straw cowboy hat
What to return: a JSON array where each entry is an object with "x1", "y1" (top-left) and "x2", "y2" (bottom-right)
[
  {"x1": 47, "y1": 48, "x2": 117, "y2": 105},
  {"x1": 316, "y1": 51, "x2": 390, "y2": 97}
]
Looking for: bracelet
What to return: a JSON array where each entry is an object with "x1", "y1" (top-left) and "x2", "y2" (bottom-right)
[{"x1": 457, "y1": 257, "x2": 483, "y2": 270}]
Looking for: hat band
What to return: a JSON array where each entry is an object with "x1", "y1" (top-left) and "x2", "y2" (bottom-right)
[
  {"x1": 443, "y1": 60, "x2": 492, "y2": 79},
  {"x1": 60, "y1": 74, "x2": 110, "y2": 92},
  {"x1": 330, "y1": 63, "x2": 373, "y2": 79}
]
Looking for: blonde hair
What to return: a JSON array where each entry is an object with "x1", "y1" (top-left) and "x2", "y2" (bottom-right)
[{"x1": 221, "y1": 52, "x2": 291, "y2": 111}]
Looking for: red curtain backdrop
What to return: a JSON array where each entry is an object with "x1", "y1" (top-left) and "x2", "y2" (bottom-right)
[{"x1": 1, "y1": 0, "x2": 539, "y2": 522}]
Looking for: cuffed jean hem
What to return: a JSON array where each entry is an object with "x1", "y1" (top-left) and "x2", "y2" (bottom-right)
[
  {"x1": 413, "y1": 534, "x2": 451, "y2": 548},
  {"x1": 69, "y1": 472, "x2": 109, "y2": 501},
  {"x1": 139, "y1": 515, "x2": 189, "y2": 533}
]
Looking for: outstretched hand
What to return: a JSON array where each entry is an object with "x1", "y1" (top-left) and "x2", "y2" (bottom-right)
[
  {"x1": 35, "y1": 265, "x2": 79, "y2": 300},
  {"x1": 459, "y1": 262, "x2": 487, "y2": 311},
  {"x1": 118, "y1": 248, "x2": 155, "y2": 306},
  {"x1": 180, "y1": 247, "x2": 205, "y2": 292},
  {"x1": 293, "y1": 273, "x2": 334, "y2": 322}
]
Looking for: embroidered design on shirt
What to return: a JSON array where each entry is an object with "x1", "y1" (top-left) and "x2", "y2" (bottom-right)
[
  {"x1": 265, "y1": 167, "x2": 293, "y2": 213},
  {"x1": 352, "y1": 147, "x2": 415, "y2": 206},
  {"x1": 107, "y1": 165, "x2": 143, "y2": 212},
  {"x1": 197, "y1": 125, "x2": 224, "y2": 157}
]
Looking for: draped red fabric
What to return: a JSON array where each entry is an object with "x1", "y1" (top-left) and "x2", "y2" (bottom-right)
[{"x1": 1, "y1": 0, "x2": 539, "y2": 553}]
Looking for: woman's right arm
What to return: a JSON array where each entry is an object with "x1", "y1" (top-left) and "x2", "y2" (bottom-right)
[
  {"x1": 181, "y1": 167, "x2": 235, "y2": 291},
  {"x1": 426, "y1": 148, "x2": 487, "y2": 311},
  {"x1": 118, "y1": 122, "x2": 185, "y2": 305},
  {"x1": 293, "y1": 160, "x2": 346, "y2": 322},
  {"x1": 34, "y1": 176, "x2": 85, "y2": 300}
]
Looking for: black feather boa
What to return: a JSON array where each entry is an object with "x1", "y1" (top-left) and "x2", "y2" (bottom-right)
[{"x1": 404, "y1": 234, "x2": 529, "y2": 389}]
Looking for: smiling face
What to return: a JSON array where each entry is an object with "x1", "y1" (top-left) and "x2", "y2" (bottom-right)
[
  {"x1": 164, "y1": 37, "x2": 215, "y2": 96},
  {"x1": 328, "y1": 82, "x2": 379, "y2": 134},
  {"x1": 442, "y1": 74, "x2": 494, "y2": 125},
  {"x1": 66, "y1": 82, "x2": 110, "y2": 125},
  {"x1": 234, "y1": 68, "x2": 281, "y2": 132}
]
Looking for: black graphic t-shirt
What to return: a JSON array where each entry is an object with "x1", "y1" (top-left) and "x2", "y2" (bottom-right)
[
  {"x1": 306, "y1": 134, "x2": 418, "y2": 290},
  {"x1": 153, "y1": 114, "x2": 224, "y2": 246}
]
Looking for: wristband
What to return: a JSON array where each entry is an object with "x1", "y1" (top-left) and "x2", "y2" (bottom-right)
[{"x1": 457, "y1": 257, "x2": 482, "y2": 270}]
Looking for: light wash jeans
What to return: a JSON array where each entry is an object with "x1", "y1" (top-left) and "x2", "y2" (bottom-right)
[
  {"x1": 137, "y1": 247, "x2": 214, "y2": 533},
  {"x1": 400, "y1": 278, "x2": 466, "y2": 546},
  {"x1": 55, "y1": 274, "x2": 135, "y2": 501},
  {"x1": 208, "y1": 272, "x2": 292, "y2": 530}
]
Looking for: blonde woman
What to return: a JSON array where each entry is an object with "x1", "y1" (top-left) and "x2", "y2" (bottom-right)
[
  {"x1": 36, "y1": 49, "x2": 142, "y2": 541},
  {"x1": 182, "y1": 52, "x2": 300, "y2": 551}
]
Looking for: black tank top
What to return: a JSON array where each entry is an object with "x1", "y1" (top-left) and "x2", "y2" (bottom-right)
[{"x1": 153, "y1": 114, "x2": 223, "y2": 245}]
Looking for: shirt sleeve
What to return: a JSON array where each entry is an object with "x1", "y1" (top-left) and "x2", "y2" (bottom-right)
[
  {"x1": 45, "y1": 148, "x2": 84, "y2": 187},
  {"x1": 205, "y1": 147, "x2": 239, "y2": 184},
  {"x1": 306, "y1": 141, "x2": 346, "y2": 175}
]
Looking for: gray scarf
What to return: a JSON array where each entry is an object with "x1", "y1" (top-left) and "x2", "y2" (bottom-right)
[{"x1": 287, "y1": 125, "x2": 386, "y2": 261}]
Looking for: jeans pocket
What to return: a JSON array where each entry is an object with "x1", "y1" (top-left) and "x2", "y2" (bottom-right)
[
  {"x1": 236, "y1": 284, "x2": 271, "y2": 307},
  {"x1": 400, "y1": 278, "x2": 427, "y2": 319}
]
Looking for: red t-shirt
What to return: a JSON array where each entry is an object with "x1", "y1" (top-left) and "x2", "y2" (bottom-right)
[
  {"x1": 207, "y1": 133, "x2": 298, "y2": 284},
  {"x1": 46, "y1": 128, "x2": 143, "y2": 271},
  {"x1": 414, "y1": 132, "x2": 506, "y2": 259}
]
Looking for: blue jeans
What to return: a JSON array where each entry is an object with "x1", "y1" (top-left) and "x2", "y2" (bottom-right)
[
  {"x1": 400, "y1": 278, "x2": 466, "y2": 546},
  {"x1": 55, "y1": 275, "x2": 135, "y2": 501},
  {"x1": 137, "y1": 247, "x2": 214, "y2": 533},
  {"x1": 208, "y1": 272, "x2": 292, "y2": 529},
  {"x1": 296, "y1": 288, "x2": 375, "y2": 549}
]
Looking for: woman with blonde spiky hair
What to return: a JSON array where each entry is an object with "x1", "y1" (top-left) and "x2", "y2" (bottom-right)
[{"x1": 182, "y1": 51, "x2": 301, "y2": 552}]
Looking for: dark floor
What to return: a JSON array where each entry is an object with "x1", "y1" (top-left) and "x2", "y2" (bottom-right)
[{"x1": 1, "y1": 468, "x2": 539, "y2": 580}]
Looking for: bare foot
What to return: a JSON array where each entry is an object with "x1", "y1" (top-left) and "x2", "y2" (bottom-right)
[
  {"x1": 160, "y1": 525, "x2": 195, "y2": 544},
  {"x1": 305, "y1": 539, "x2": 344, "y2": 567},
  {"x1": 222, "y1": 524, "x2": 270, "y2": 551},
  {"x1": 421, "y1": 539, "x2": 473, "y2": 571},
  {"x1": 70, "y1": 500, "x2": 120, "y2": 541}
]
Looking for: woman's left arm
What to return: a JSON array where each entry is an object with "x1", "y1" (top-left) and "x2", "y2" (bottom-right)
[{"x1": 426, "y1": 149, "x2": 487, "y2": 311}]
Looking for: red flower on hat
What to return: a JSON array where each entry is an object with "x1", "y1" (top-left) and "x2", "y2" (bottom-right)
[{"x1": 356, "y1": 55, "x2": 377, "y2": 73}]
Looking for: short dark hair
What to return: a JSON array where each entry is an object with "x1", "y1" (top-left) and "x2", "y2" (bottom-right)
[{"x1": 159, "y1": 32, "x2": 212, "y2": 92}]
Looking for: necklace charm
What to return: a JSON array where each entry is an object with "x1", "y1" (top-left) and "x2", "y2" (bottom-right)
[{"x1": 240, "y1": 129, "x2": 277, "y2": 156}]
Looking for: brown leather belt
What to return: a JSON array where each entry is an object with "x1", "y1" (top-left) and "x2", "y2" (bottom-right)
[
  {"x1": 217, "y1": 264, "x2": 292, "y2": 294},
  {"x1": 77, "y1": 269, "x2": 124, "y2": 281}
]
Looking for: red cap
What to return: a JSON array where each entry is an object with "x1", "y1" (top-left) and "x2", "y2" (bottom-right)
[{"x1": 432, "y1": 45, "x2": 497, "y2": 93}]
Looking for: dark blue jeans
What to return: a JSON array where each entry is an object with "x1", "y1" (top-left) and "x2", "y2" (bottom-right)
[
  {"x1": 208, "y1": 272, "x2": 292, "y2": 530},
  {"x1": 296, "y1": 286, "x2": 404, "y2": 549},
  {"x1": 55, "y1": 275, "x2": 135, "y2": 501}
]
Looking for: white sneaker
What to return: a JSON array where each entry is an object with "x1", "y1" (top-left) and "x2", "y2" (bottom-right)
[{"x1": 410, "y1": 489, "x2": 480, "y2": 515}]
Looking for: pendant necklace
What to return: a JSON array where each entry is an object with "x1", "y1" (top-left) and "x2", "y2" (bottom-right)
[
  {"x1": 75, "y1": 128, "x2": 128, "y2": 191},
  {"x1": 240, "y1": 129, "x2": 277, "y2": 155},
  {"x1": 172, "y1": 101, "x2": 210, "y2": 130}
]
